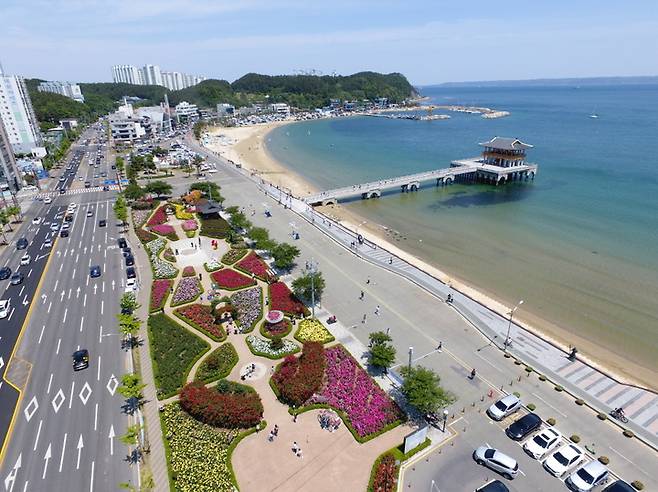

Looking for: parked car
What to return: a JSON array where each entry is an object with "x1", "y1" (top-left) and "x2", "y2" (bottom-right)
[
  {"x1": 125, "y1": 278, "x2": 137, "y2": 293},
  {"x1": 543, "y1": 444, "x2": 584, "y2": 477},
  {"x1": 86, "y1": 210, "x2": 93, "y2": 217},
  {"x1": 98, "y1": 219, "x2": 107, "y2": 227},
  {"x1": 505, "y1": 413, "x2": 542, "y2": 441},
  {"x1": 475, "y1": 480, "x2": 509, "y2": 492},
  {"x1": 43, "y1": 238, "x2": 52, "y2": 248},
  {"x1": 0, "y1": 267, "x2": 11, "y2": 280},
  {"x1": 602, "y1": 480, "x2": 635, "y2": 492},
  {"x1": 487, "y1": 394, "x2": 521, "y2": 421},
  {"x1": 84, "y1": 181, "x2": 91, "y2": 188},
  {"x1": 565, "y1": 460, "x2": 609, "y2": 491},
  {"x1": 118, "y1": 237, "x2": 127, "y2": 249},
  {"x1": 32, "y1": 217, "x2": 42, "y2": 225},
  {"x1": 50, "y1": 222, "x2": 59, "y2": 231},
  {"x1": 473, "y1": 446, "x2": 519, "y2": 480},
  {"x1": 0, "y1": 299, "x2": 11, "y2": 319},
  {"x1": 72, "y1": 349, "x2": 89, "y2": 371},
  {"x1": 89, "y1": 265, "x2": 102, "y2": 278},
  {"x1": 60, "y1": 229, "x2": 69, "y2": 238},
  {"x1": 16, "y1": 238, "x2": 28, "y2": 250},
  {"x1": 523, "y1": 427, "x2": 561, "y2": 459},
  {"x1": 122, "y1": 247, "x2": 131, "y2": 257},
  {"x1": 125, "y1": 254, "x2": 134, "y2": 266},
  {"x1": 126, "y1": 267, "x2": 136, "y2": 279},
  {"x1": 20, "y1": 254, "x2": 31, "y2": 266},
  {"x1": 44, "y1": 197, "x2": 52, "y2": 204},
  {"x1": 10, "y1": 272, "x2": 24, "y2": 285}
]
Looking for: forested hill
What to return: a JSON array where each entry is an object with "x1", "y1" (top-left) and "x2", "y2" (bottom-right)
[{"x1": 25, "y1": 71, "x2": 417, "y2": 126}]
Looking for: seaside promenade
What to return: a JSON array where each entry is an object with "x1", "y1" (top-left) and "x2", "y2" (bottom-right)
[{"x1": 184, "y1": 135, "x2": 658, "y2": 488}]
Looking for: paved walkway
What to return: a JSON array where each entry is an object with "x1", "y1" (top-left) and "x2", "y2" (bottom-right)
[{"x1": 193, "y1": 138, "x2": 658, "y2": 451}]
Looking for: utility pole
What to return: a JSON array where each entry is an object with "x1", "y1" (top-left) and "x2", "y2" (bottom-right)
[
  {"x1": 504, "y1": 300, "x2": 524, "y2": 352},
  {"x1": 305, "y1": 259, "x2": 318, "y2": 317},
  {"x1": 408, "y1": 346, "x2": 413, "y2": 371}
]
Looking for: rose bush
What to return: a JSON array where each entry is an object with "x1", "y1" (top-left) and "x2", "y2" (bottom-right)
[
  {"x1": 211, "y1": 269, "x2": 256, "y2": 291},
  {"x1": 246, "y1": 335, "x2": 299, "y2": 358},
  {"x1": 182, "y1": 266, "x2": 196, "y2": 277},
  {"x1": 230, "y1": 287, "x2": 262, "y2": 332},
  {"x1": 150, "y1": 279, "x2": 173, "y2": 312},
  {"x1": 269, "y1": 282, "x2": 308, "y2": 317},
  {"x1": 171, "y1": 277, "x2": 203, "y2": 306},
  {"x1": 236, "y1": 251, "x2": 269, "y2": 280},
  {"x1": 295, "y1": 318, "x2": 334, "y2": 344},
  {"x1": 180, "y1": 381, "x2": 263, "y2": 429},
  {"x1": 221, "y1": 248, "x2": 248, "y2": 265},
  {"x1": 272, "y1": 342, "x2": 325, "y2": 407},
  {"x1": 175, "y1": 303, "x2": 226, "y2": 341}
]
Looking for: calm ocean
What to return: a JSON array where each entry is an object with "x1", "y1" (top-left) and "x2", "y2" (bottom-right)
[{"x1": 266, "y1": 84, "x2": 658, "y2": 372}]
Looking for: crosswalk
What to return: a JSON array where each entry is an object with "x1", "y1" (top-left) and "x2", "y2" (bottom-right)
[{"x1": 33, "y1": 185, "x2": 120, "y2": 199}]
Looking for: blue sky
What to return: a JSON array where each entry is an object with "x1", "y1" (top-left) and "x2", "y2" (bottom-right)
[{"x1": 1, "y1": 0, "x2": 657, "y2": 85}]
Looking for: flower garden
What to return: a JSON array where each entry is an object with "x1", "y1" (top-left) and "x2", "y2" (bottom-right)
[
  {"x1": 211, "y1": 268, "x2": 256, "y2": 291},
  {"x1": 195, "y1": 343, "x2": 238, "y2": 383},
  {"x1": 174, "y1": 303, "x2": 227, "y2": 341},
  {"x1": 171, "y1": 277, "x2": 203, "y2": 306},
  {"x1": 236, "y1": 251, "x2": 270, "y2": 281},
  {"x1": 151, "y1": 223, "x2": 179, "y2": 241},
  {"x1": 150, "y1": 279, "x2": 173, "y2": 313},
  {"x1": 204, "y1": 258, "x2": 222, "y2": 272},
  {"x1": 260, "y1": 318, "x2": 292, "y2": 338},
  {"x1": 295, "y1": 318, "x2": 335, "y2": 344},
  {"x1": 221, "y1": 248, "x2": 248, "y2": 265},
  {"x1": 230, "y1": 287, "x2": 262, "y2": 332},
  {"x1": 246, "y1": 335, "x2": 299, "y2": 358},
  {"x1": 269, "y1": 281, "x2": 308, "y2": 317}
]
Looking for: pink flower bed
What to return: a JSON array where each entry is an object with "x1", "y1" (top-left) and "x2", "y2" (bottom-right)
[
  {"x1": 182, "y1": 266, "x2": 196, "y2": 277},
  {"x1": 175, "y1": 304, "x2": 226, "y2": 341},
  {"x1": 151, "y1": 224, "x2": 175, "y2": 235},
  {"x1": 150, "y1": 279, "x2": 173, "y2": 312},
  {"x1": 314, "y1": 346, "x2": 402, "y2": 438},
  {"x1": 146, "y1": 205, "x2": 168, "y2": 227},
  {"x1": 236, "y1": 251, "x2": 269, "y2": 280},
  {"x1": 182, "y1": 219, "x2": 198, "y2": 231},
  {"x1": 211, "y1": 269, "x2": 256, "y2": 290},
  {"x1": 269, "y1": 282, "x2": 307, "y2": 316}
]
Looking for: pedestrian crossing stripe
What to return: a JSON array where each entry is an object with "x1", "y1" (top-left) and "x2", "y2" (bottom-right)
[{"x1": 33, "y1": 185, "x2": 119, "y2": 199}]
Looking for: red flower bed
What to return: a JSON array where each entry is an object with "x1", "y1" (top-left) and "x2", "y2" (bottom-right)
[
  {"x1": 269, "y1": 282, "x2": 308, "y2": 317},
  {"x1": 371, "y1": 453, "x2": 399, "y2": 492},
  {"x1": 150, "y1": 279, "x2": 172, "y2": 312},
  {"x1": 136, "y1": 227, "x2": 157, "y2": 244},
  {"x1": 146, "y1": 205, "x2": 168, "y2": 227},
  {"x1": 236, "y1": 251, "x2": 269, "y2": 280},
  {"x1": 211, "y1": 269, "x2": 256, "y2": 291},
  {"x1": 261, "y1": 318, "x2": 292, "y2": 339},
  {"x1": 180, "y1": 381, "x2": 263, "y2": 429},
  {"x1": 174, "y1": 304, "x2": 226, "y2": 341},
  {"x1": 272, "y1": 342, "x2": 325, "y2": 407},
  {"x1": 182, "y1": 266, "x2": 196, "y2": 277}
]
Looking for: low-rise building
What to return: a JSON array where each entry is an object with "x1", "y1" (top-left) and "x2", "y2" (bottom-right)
[
  {"x1": 270, "y1": 103, "x2": 290, "y2": 115},
  {"x1": 217, "y1": 103, "x2": 235, "y2": 117},
  {"x1": 175, "y1": 101, "x2": 199, "y2": 121}
]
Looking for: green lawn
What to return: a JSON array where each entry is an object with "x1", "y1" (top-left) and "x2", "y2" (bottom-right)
[{"x1": 195, "y1": 343, "x2": 239, "y2": 383}]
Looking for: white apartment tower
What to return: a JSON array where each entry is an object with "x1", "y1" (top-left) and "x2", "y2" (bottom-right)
[
  {"x1": 143, "y1": 64, "x2": 163, "y2": 86},
  {"x1": 0, "y1": 119, "x2": 21, "y2": 191},
  {"x1": 0, "y1": 68, "x2": 43, "y2": 154},
  {"x1": 37, "y1": 81, "x2": 85, "y2": 103}
]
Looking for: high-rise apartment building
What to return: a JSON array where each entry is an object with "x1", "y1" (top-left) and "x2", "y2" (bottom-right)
[
  {"x1": 0, "y1": 68, "x2": 43, "y2": 155},
  {"x1": 111, "y1": 65, "x2": 144, "y2": 85},
  {"x1": 37, "y1": 81, "x2": 85, "y2": 103},
  {"x1": 0, "y1": 119, "x2": 21, "y2": 191},
  {"x1": 112, "y1": 64, "x2": 205, "y2": 90}
]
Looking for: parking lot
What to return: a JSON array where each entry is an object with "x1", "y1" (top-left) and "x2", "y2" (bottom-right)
[{"x1": 402, "y1": 409, "x2": 616, "y2": 492}]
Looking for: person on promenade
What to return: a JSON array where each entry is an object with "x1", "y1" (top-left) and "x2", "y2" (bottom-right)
[
  {"x1": 359, "y1": 290, "x2": 364, "y2": 300},
  {"x1": 292, "y1": 441, "x2": 298, "y2": 453},
  {"x1": 375, "y1": 305, "x2": 380, "y2": 315},
  {"x1": 389, "y1": 257, "x2": 393, "y2": 264},
  {"x1": 469, "y1": 368, "x2": 476, "y2": 380},
  {"x1": 362, "y1": 314, "x2": 367, "y2": 323},
  {"x1": 437, "y1": 341, "x2": 442, "y2": 352},
  {"x1": 366, "y1": 277, "x2": 370, "y2": 285}
]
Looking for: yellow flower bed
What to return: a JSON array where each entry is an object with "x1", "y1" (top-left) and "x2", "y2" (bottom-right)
[
  {"x1": 175, "y1": 203, "x2": 195, "y2": 220},
  {"x1": 294, "y1": 318, "x2": 335, "y2": 344}
]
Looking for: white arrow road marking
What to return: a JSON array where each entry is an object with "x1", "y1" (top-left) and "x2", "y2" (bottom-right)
[
  {"x1": 34, "y1": 420, "x2": 43, "y2": 451},
  {"x1": 108, "y1": 425, "x2": 115, "y2": 456},
  {"x1": 59, "y1": 290, "x2": 64, "y2": 301},
  {"x1": 111, "y1": 280, "x2": 115, "y2": 290},
  {"x1": 21, "y1": 296, "x2": 28, "y2": 306},
  {"x1": 0, "y1": 357, "x2": 3, "y2": 370},
  {"x1": 79, "y1": 382, "x2": 92, "y2": 405},
  {"x1": 51, "y1": 388, "x2": 65, "y2": 413},
  {"x1": 58, "y1": 433, "x2": 67, "y2": 472},
  {"x1": 42, "y1": 444, "x2": 51, "y2": 479},
  {"x1": 76, "y1": 287, "x2": 81, "y2": 298},
  {"x1": 23, "y1": 396, "x2": 38, "y2": 422},
  {"x1": 4, "y1": 453, "x2": 21, "y2": 492},
  {"x1": 106, "y1": 374, "x2": 118, "y2": 396},
  {"x1": 76, "y1": 435, "x2": 84, "y2": 470}
]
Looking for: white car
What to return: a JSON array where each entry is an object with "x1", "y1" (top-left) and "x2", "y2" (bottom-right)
[
  {"x1": 487, "y1": 394, "x2": 521, "y2": 421},
  {"x1": 44, "y1": 197, "x2": 52, "y2": 204},
  {"x1": 50, "y1": 222, "x2": 60, "y2": 231},
  {"x1": 0, "y1": 299, "x2": 10, "y2": 319},
  {"x1": 543, "y1": 444, "x2": 584, "y2": 477},
  {"x1": 124, "y1": 278, "x2": 138, "y2": 293},
  {"x1": 20, "y1": 254, "x2": 31, "y2": 265},
  {"x1": 86, "y1": 210, "x2": 93, "y2": 217},
  {"x1": 523, "y1": 427, "x2": 561, "y2": 459},
  {"x1": 32, "y1": 217, "x2": 42, "y2": 225},
  {"x1": 43, "y1": 238, "x2": 52, "y2": 248},
  {"x1": 565, "y1": 460, "x2": 609, "y2": 491},
  {"x1": 473, "y1": 446, "x2": 519, "y2": 480},
  {"x1": 68, "y1": 203, "x2": 77, "y2": 209}
]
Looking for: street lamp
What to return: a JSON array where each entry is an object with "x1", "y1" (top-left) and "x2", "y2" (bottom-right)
[
  {"x1": 504, "y1": 300, "x2": 524, "y2": 352},
  {"x1": 442, "y1": 409, "x2": 449, "y2": 432},
  {"x1": 305, "y1": 259, "x2": 318, "y2": 317},
  {"x1": 408, "y1": 346, "x2": 414, "y2": 371}
]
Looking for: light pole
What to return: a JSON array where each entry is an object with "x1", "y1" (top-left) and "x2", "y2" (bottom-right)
[
  {"x1": 305, "y1": 259, "x2": 318, "y2": 317},
  {"x1": 442, "y1": 409, "x2": 449, "y2": 432},
  {"x1": 504, "y1": 300, "x2": 524, "y2": 352},
  {"x1": 408, "y1": 346, "x2": 413, "y2": 371}
]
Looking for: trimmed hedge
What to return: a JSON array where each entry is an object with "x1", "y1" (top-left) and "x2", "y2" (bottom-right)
[
  {"x1": 222, "y1": 248, "x2": 248, "y2": 265},
  {"x1": 200, "y1": 216, "x2": 231, "y2": 239},
  {"x1": 195, "y1": 343, "x2": 239, "y2": 383},
  {"x1": 148, "y1": 313, "x2": 210, "y2": 398}
]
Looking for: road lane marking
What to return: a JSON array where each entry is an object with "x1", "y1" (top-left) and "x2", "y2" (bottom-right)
[
  {"x1": 56, "y1": 338, "x2": 61, "y2": 354},
  {"x1": 100, "y1": 301, "x2": 104, "y2": 315},
  {"x1": 33, "y1": 419, "x2": 43, "y2": 451},
  {"x1": 47, "y1": 373, "x2": 53, "y2": 394},
  {"x1": 531, "y1": 392, "x2": 568, "y2": 417},
  {"x1": 18, "y1": 286, "x2": 24, "y2": 297},
  {"x1": 80, "y1": 316, "x2": 84, "y2": 332},
  {"x1": 8, "y1": 308, "x2": 14, "y2": 321},
  {"x1": 89, "y1": 460, "x2": 95, "y2": 492},
  {"x1": 27, "y1": 268, "x2": 32, "y2": 278},
  {"x1": 53, "y1": 279, "x2": 58, "y2": 291},
  {"x1": 59, "y1": 263, "x2": 63, "y2": 273},
  {"x1": 47, "y1": 301, "x2": 52, "y2": 313},
  {"x1": 68, "y1": 381, "x2": 75, "y2": 409},
  {"x1": 83, "y1": 294, "x2": 87, "y2": 307},
  {"x1": 97, "y1": 356, "x2": 101, "y2": 382},
  {"x1": 94, "y1": 404, "x2": 98, "y2": 431},
  {"x1": 75, "y1": 253, "x2": 79, "y2": 263},
  {"x1": 98, "y1": 325, "x2": 102, "y2": 344},
  {"x1": 102, "y1": 281, "x2": 105, "y2": 293},
  {"x1": 58, "y1": 433, "x2": 67, "y2": 473},
  {"x1": 62, "y1": 308, "x2": 68, "y2": 323},
  {"x1": 38, "y1": 325, "x2": 45, "y2": 344}
]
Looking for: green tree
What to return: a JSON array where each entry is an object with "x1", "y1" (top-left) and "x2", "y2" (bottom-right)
[
  {"x1": 113, "y1": 195, "x2": 128, "y2": 228},
  {"x1": 292, "y1": 271, "x2": 325, "y2": 303},
  {"x1": 124, "y1": 182, "x2": 145, "y2": 201},
  {"x1": 120, "y1": 293, "x2": 140, "y2": 313},
  {"x1": 118, "y1": 373, "x2": 146, "y2": 401},
  {"x1": 120, "y1": 424, "x2": 141, "y2": 446},
  {"x1": 369, "y1": 331, "x2": 393, "y2": 346},
  {"x1": 115, "y1": 156, "x2": 125, "y2": 175},
  {"x1": 228, "y1": 209, "x2": 252, "y2": 232},
  {"x1": 400, "y1": 365, "x2": 455, "y2": 414},
  {"x1": 368, "y1": 331, "x2": 396, "y2": 370},
  {"x1": 0, "y1": 210, "x2": 9, "y2": 243},
  {"x1": 192, "y1": 155, "x2": 204, "y2": 177},
  {"x1": 117, "y1": 313, "x2": 141, "y2": 348},
  {"x1": 271, "y1": 242, "x2": 300, "y2": 270},
  {"x1": 6, "y1": 205, "x2": 22, "y2": 222},
  {"x1": 190, "y1": 181, "x2": 223, "y2": 202},
  {"x1": 144, "y1": 180, "x2": 172, "y2": 198},
  {"x1": 152, "y1": 146, "x2": 167, "y2": 157},
  {"x1": 249, "y1": 227, "x2": 276, "y2": 251}
]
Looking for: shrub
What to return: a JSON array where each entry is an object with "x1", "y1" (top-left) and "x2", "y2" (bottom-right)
[
  {"x1": 180, "y1": 381, "x2": 263, "y2": 429},
  {"x1": 171, "y1": 277, "x2": 203, "y2": 306},
  {"x1": 148, "y1": 314, "x2": 209, "y2": 398},
  {"x1": 260, "y1": 318, "x2": 292, "y2": 339},
  {"x1": 235, "y1": 251, "x2": 270, "y2": 281},
  {"x1": 211, "y1": 269, "x2": 256, "y2": 291},
  {"x1": 575, "y1": 398, "x2": 584, "y2": 405},
  {"x1": 182, "y1": 266, "x2": 196, "y2": 277},
  {"x1": 200, "y1": 216, "x2": 231, "y2": 238},
  {"x1": 525, "y1": 366, "x2": 533, "y2": 373},
  {"x1": 632, "y1": 480, "x2": 644, "y2": 490},
  {"x1": 150, "y1": 279, "x2": 173, "y2": 313},
  {"x1": 598, "y1": 456, "x2": 610, "y2": 465},
  {"x1": 369, "y1": 452, "x2": 398, "y2": 492},
  {"x1": 570, "y1": 434, "x2": 581, "y2": 443},
  {"x1": 514, "y1": 360, "x2": 522, "y2": 365},
  {"x1": 269, "y1": 282, "x2": 308, "y2": 317},
  {"x1": 195, "y1": 343, "x2": 238, "y2": 383},
  {"x1": 204, "y1": 258, "x2": 222, "y2": 272},
  {"x1": 182, "y1": 219, "x2": 198, "y2": 231},
  {"x1": 230, "y1": 287, "x2": 262, "y2": 332},
  {"x1": 272, "y1": 342, "x2": 325, "y2": 407},
  {"x1": 513, "y1": 391, "x2": 521, "y2": 398},
  {"x1": 295, "y1": 318, "x2": 335, "y2": 344},
  {"x1": 547, "y1": 417, "x2": 556, "y2": 426},
  {"x1": 527, "y1": 403, "x2": 536, "y2": 411},
  {"x1": 174, "y1": 304, "x2": 227, "y2": 341},
  {"x1": 597, "y1": 412, "x2": 607, "y2": 420},
  {"x1": 554, "y1": 385, "x2": 564, "y2": 392},
  {"x1": 221, "y1": 248, "x2": 248, "y2": 265},
  {"x1": 538, "y1": 375, "x2": 547, "y2": 381},
  {"x1": 624, "y1": 429, "x2": 635, "y2": 438}
]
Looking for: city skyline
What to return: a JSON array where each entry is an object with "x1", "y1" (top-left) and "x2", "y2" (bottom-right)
[
  {"x1": 0, "y1": 1, "x2": 656, "y2": 85},
  {"x1": 111, "y1": 63, "x2": 205, "y2": 90}
]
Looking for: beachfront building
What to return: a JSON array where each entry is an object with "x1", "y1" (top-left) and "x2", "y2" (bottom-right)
[
  {"x1": 0, "y1": 69, "x2": 43, "y2": 155},
  {"x1": 37, "y1": 81, "x2": 84, "y2": 103},
  {"x1": 217, "y1": 103, "x2": 235, "y2": 117},
  {"x1": 175, "y1": 101, "x2": 199, "y2": 121},
  {"x1": 479, "y1": 137, "x2": 533, "y2": 168},
  {"x1": 270, "y1": 103, "x2": 290, "y2": 115}
]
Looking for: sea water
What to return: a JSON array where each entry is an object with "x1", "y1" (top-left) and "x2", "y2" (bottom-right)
[{"x1": 266, "y1": 84, "x2": 658, "y2": 372}]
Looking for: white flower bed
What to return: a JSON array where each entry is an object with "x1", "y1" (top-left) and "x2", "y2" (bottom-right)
[
  {"x1": 146, "y1": 237, "x2": 166, "y2": 256},
  {"x1": 205, "y1": 258, "x2": 221, "y2": 272},
  {"x1": 246, "y1": 335, "x2": 299, "y2": 358},
  {"x1": 152, "y1": 254, "x2": 178, "y2": 279}
]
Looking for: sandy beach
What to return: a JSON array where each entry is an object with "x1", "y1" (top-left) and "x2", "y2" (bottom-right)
[{"x1": 205, "y1": 123, "x2": 658, "y2": 390}]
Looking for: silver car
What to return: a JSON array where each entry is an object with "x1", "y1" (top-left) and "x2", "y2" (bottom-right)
[
  {"x1": 487, "y1": 394, "x2": 521, "y2": 421},
  {"x1": 473, "y1": 446, "x2": 519, "y2": 480}
]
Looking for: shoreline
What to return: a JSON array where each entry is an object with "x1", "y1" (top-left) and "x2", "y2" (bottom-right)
[{"x1": 204, "y1": 122, "x2": 658, "y2": 391}]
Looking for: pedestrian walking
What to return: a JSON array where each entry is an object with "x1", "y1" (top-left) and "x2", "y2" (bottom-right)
[
  {"x1": 296, "y1": 448, "x2": 303, "y2": 459},
  {"x1": 437, "y1": 341, "x2": 442, "y2": 352},
  {"x1": 389, "y1": 257, "x2": 393, "y2": 264},
  {"x1": 469, "y1": 368, "x2": 476, "y2": 380},
  {"x1": 375, "y1": 305, "x2": 380, "y2": 315},
  {"x1": 273, "y1": 424, "x2": 279, "y2": 436},
  {"x1": 362, "y1": 313, "x2": 367, "y2": 323},
  {"x1": 359, "y1": 290, "x2": 364, "y2": 300},
  {"x1": 366, "y1": 277, "x2": 370, "y2": 285},
  {"x1": 190, "y1": 241, "x2": 194, "y2": 247},
  {"x1": 268, "y1": 431, "x2": 274, "y2": 442},
  {"x1": 293, "y1": 413, "x2": 298, "y2": 423},
  {"x1": 175, "y1": 248, "x2": 179, "y2": 255},
  {"x1": 292, "y1": 441, "x2": 298, "y2": 453},
  {"x1": 198, "y1": 237, "x2": 201, "y2": 246}
]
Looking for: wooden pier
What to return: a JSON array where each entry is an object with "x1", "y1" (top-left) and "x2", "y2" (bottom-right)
[{"x1": 305, "y1": 137, "x2": 538, "y2": 206}]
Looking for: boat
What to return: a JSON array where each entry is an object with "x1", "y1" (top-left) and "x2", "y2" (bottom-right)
[{"x1": 589, "y1": 113, "x2": 599, "y2": 119}]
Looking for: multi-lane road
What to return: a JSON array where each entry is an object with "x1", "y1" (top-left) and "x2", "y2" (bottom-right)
[{"x1": 0, "y1": 130, "x2": 138, "y2": 491}]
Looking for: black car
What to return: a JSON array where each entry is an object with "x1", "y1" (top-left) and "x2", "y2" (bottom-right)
[
  {"x1": 0, "y1": 267, "x2": 11, "y2": 280},
  {"x1": 602, "y1": 480, "x2": 636, "y2": 492},
  {"x1": 505, "y1": 413, "x2": 542, "y2": 441},
  {"x1": 89, "y1": 265, "x2": 102, "y2": 278},
  {"x1": 126, "y1": 267, "x2": 136, "y2": 279},
  {"x1": 111, "y1": 165, "x2": 116, "y2": 169},
  {"x1": 118, "y1": 237, "x2": 127, "y2": 249},
  {"x1": 60, "y1": 229, "x2": 69, "y2": 237},
  {"x1": 102, "y1": 186, "x2": 109, "y2": 191},
  {"x1": 84, "y1": 181, "x2": 91, "y2": 188},
  {"x1": 122, "y1": 247, "x2": 132, "y2": 257},
  {"x1": 72, "y1": 349, "x2": 89, "y2": 371},
  {"x1": 99, "y1": 219, "x2": 107, "y2": 227},
  {"x1": 476, "y1": 480, "x2": 510, "y2": 492},
  {"x1": 16, "y1": 237, "x2": 28, "y2": 250},
  {"x1": 10, "y1": 272, "x2": 24, "y2": 286},
  {"x1": 59, "y1": 188, "x2": 66, "y2": 194},
  {"x1": 125, "y1": 254, "x2": 135, "y2": 266}
]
